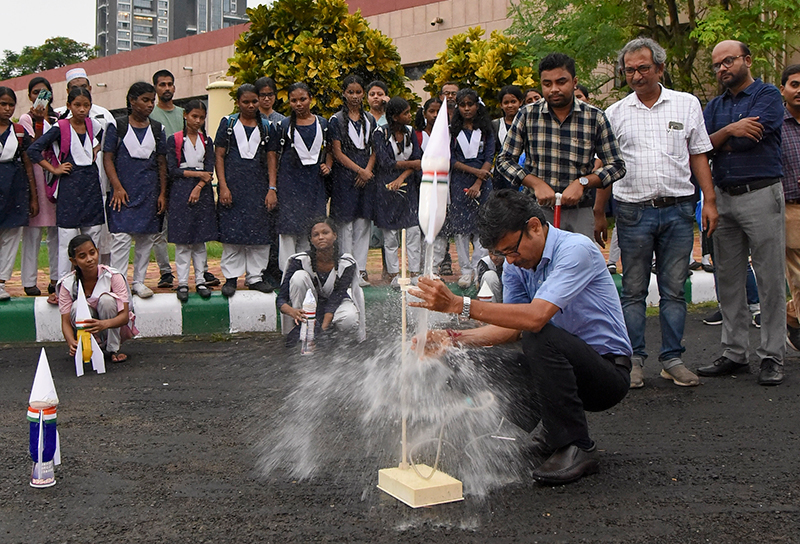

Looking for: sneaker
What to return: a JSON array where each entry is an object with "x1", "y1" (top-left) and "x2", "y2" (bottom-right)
[
  {"x1": 752, "y1": 311, "x2": 761, "y2": 328},
  {"x1": 703, "y1": 309, "x2": 723, "y2": 326},
  {"x1": 630, "y1": 356, "x2": 644, "y2": 389},
  {"x1": 787, "y1": 325, "x2": 800, "y2": 351},
  {"x1": 158, "y1": 273, "x2": 174, "y2": 288},
  {"x1": 221, "y1": 278, "x2": 237, "y2": 297},
  {"x1": 247, "y1": 280, "x2": 274, "y2": 293},
  {"x1": 132, "y1": 283, "x2": 154, "y2": 298},
  {"x1": 24, "y1": 285, "x2": 41, "y2": 296},
  {"x1": 358, "y1": 271, "x2": 370, "y2": 288},
  {"x1": 0, "y1": 283, "x2": 9, "y2": 301},
  {"x1": 458, "y1": 272, "x2": 473, "y2": 289},
  {"x1": 176, "y1": 285, "x2": 189, "y2": 303},
  {"x1": 660, "y1": 361, "x2": 700, "y2": 386},
  {"x1": 196, "y1": 284, "x2": 212, "y2": 299},
  {"x1": 203, "y1": 271, "x2": 221, "y2": 287},
  {"x1": 607, "y1": 263, "x2": 617, "y2": 274}
]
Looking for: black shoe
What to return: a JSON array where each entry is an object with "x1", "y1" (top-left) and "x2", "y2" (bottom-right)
[
  {"x1": 24, "y1": 285, "x2": 41, "y2": 296},
  {"x1": 524, "y1": 421, "x2": 555, "y2": 464},
  {"x1": 222, "y1": 278, "x2": 237, "y2": 298},
  {"x1": 263, "y1": 273, "x2": 281, "y2": 291},
  {"x1": 158, "y1": 273, "x2": 174, "y2": 288},
  {"x1": 752, "y1": 312, "x2": 761, "y2": 328},
  {"x1": 176, "y1": 285, "x2": 189, "y2": 303},
  {"x1": 696, "y1": 355, "x2": 750, "y2": 377},
  {"x1": 787, "y1": 325, "x2": 800, "y2": 351},
  {"x1": 689, "y1": 261, "x2": 702, "y2": 271},
  {"x1": 703, "y1": 309, "x2": 723, "y2": 326},
  {"x1": 196, "y1": 284, "x2": 212, "y2": 299},
  {"x1": 532, "y1": 443, "x2": 599, "y2": 485},
  {"x1": 47, "y1": 283, "x2": 56, "y2": 295},
  {"x1": 248, "y1": 280, "x2": 274, "y2": 293},
  {"x1": 203, "y1": 271, "x2": 220, "y2": 287},
  {"x1": 702, "y1": 263, "x2": 715, "y2": 273},
  {"x1": 758, "y1": 358, "x2": 784, "y2": 386}
]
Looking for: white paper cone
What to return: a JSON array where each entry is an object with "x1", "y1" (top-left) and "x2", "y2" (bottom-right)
[{"x1": 30, "y1": 349, "x2": 59, "y2": 407}]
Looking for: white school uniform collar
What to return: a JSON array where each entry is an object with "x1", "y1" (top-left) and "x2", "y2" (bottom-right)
[
  {"x1": 348, "y1": 116, "x2": 370, "y2": 150},
  {"x1": 180, "y1": 134, "x2": 205, "y2": 169},
  {"x1": 69, "y1": 123, "x2": 94, "y2": 166},
  {"x1": 457, "y1": 128, "x2": 482, "y2": 159},
  {"x1": 0, "y1": 127, "x2": 18, "y2": 162},
  {"x1": 233, "y1": 118, "x2": 261, "y2": 160},
  {"x1": 294, "y1": 117, "x2": 323, "y2": 166},
  {"x1": 122, "y1": 123, "x2": 156, "y2": 159}
]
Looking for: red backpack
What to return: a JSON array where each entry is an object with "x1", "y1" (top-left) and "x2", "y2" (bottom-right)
[{"x1": 43, "y1": 118, "x2": 94, "y2": 203}]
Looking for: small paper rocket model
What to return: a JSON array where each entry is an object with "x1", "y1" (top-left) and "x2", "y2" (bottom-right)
[
  {"x1": 300, "y1": 288, "x2": 317, "y2": 355},
  {"x1": 74, "y1": 281, "x2": 106, "y2": 377},
  {"x1": 418, "y1": 100, "x2": 450, "y2": 246},
  {"x1": 28, "y1": 348, "x2": 61, "y2": 488},
  {"x1": 477, "y1": 280, "x2": 494, "y2": 303}
]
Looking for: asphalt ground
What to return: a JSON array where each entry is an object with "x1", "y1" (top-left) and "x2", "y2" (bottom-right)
[{"x1": 1, "y1": 308, "x2": 799, "y2": 543}]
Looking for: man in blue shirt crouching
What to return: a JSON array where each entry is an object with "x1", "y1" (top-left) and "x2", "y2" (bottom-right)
[{"x1": 410, "y1": 189, "x2": 632, "y2": 485}]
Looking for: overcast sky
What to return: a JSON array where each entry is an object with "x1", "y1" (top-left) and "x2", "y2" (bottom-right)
[{"x1": 1, "y1": 0, "x2": 266, "y2": 55}]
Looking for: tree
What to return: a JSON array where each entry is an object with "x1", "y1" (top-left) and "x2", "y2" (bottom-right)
[
  {"x1": 0, "y1": 37, "x2": 97, "y2": 80},
  {"x1": 509, "y1": 0, "x2": 800, "y2": 105},
  {"x1": 422, "y1": 27, "x2": 537, "y2": 113},
  {"x1": 228, "y1": 0, "x2": 416, "y2": 118}
]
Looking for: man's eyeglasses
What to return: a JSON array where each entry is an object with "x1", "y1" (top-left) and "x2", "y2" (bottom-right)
[
  {"x1": 712, "y1": 55, "x2": 745, "y2": 73},
  {"x1": 490, "y1": 229, "x2": 525, "y2": 258},
  {"x1": 622, "y1": 64, "x2": 653, "y2": 76}
]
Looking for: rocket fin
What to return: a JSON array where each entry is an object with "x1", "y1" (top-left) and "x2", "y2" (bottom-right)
[
  {"x1": 74, "y1": 336, "x2": 85, "y2": 377},
  {"x1": 90, "y1": 334, "x2": 106, "y2": 374}
]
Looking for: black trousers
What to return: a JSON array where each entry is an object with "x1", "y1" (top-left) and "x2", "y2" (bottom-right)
[{"x1": 522, "y1": 323, "x2": 630, "y2": 449}]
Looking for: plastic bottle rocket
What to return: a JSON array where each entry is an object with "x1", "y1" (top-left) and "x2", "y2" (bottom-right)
[
  {"x1": 418, "y1": 99, "x2": 450, "y2": 246},
  {"x1": 28, "y1": 348, "x2": 61, "y2": 488},
  {"x1": 300, "y1": 288, "x2": 317, "y2": 355},
  {"x1": 477, "y1": 280, "x2": 495, "y2": 303},
  {"x1": 553, "y1": 192, "x2": 563, "y2": 229},
  {"x1": 74, "y1": 281, "x2": 106, "y2": 376}
]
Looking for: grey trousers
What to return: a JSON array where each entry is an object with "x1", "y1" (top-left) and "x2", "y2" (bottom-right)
[
  {"x1": 542, "y1": 206, "x2": 595, "y2": 240},
  {"x1": 714, "y1": 183, "x2": 786, "y2": 364}
]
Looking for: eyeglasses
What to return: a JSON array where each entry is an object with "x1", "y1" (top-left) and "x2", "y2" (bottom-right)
[
  {"x1": 622, "y1": 64, "x2": 653, "y2": 76},
  {"x1": 712, "y1": 55, "x2": 745, "y2": 73},
  {"x1": 259, "y1": 92, "x2": 276, "y2": 99},
  {"x1": 490, "y1": 229, "x2": 525, "y2": 258}
]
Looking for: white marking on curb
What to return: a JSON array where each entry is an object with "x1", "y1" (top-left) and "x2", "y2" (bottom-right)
[
  {"x1": 34, "y1": 297, "x2": 64, "y2": 342},
  {"x1": 228, "y1": 291, "x2": 277, "y2": 333},
  {"x1": 132, "y1": 294, "x2": 183, "y2": 338},
  {"x1": 689, "y1": 272, "x2": 716, "y2": 304}
]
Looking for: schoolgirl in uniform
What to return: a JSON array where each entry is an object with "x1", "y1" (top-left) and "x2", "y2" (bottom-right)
[
  {"x1": 491, "y1": 85, "x2": 523, "y2": 190},
  {"x1": 329, "y1": 74, "x2": 376, "y2": 286},
  {"x1": 215, "y1": 83, "x2": 275, "y2": 297},
  {"x1": 278, "y1": 217, "x2": 364, "y2": 344},
  {"x1": 166, "y1": 100, "x2": 217, "y2": 301},
  {"x1": 0, "y1": 87, "x2": 37, "y2": 301},
  {"x1": 58, "y1": 234, "x2": 137, "y2": 363},
  {"x1": 271, "y1": 82, "x2": 332, "y2": 272},
  {"x1": 373, "y1": 97, "x2": 422, "y2": 286},
  {"x1": 19, "y1": 77, "x2": 59, "y2": 301},
  {"x1": 449, "y1": 88, "x2": 495, "y2": 289},
  {"x1": 28, "y1": 87, "x2": 104, "y2": 283},
  {"x1": 103, "y1": 82, "x2": 167, "y2": 299},
  {"x1": 255, "y1": 76, "x2": 286, "y2": 124},
  {"x1": 414, "y1": 97, "x2": 442, "y2": 152}
]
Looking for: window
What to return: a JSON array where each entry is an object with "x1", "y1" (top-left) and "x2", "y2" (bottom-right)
[
  {"x1": 158, "y1": 27, "x2": 168, "y2": 35},
  {"x1": 158, "y1": 0, "x2": 168, "y2": 7},
  {"x1": 133, "y1": 0, "x2": 152, "y2": 8},
  {"x1": 119, "y1": 30, "x2": 130, "y2": 38},
  {"x1": 118, "y1": 2, "x2": 131, "y2": 10},
  {"x1": 118, "y1": 39, "x2": 130, "y2": 49},
  {"x1": 118, "y1": 12, "x2": 130, "y2": 21},
  {"x1": 133, "y1": 24, "x2": 152, "y2": 32},
  {"x1": 118, "y1": 21, "x2": 130, "y2": 29}
]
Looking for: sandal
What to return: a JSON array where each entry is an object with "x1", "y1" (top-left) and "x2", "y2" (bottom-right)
[
  {"x1": 47, "y1": 292, "x2": 58, "y2": 305},
  {"x1": 177, "y1": 285, "x2": 189, "y2": 303},
  {"x1": 110, "y1": 352, "x2": 128, "y2": 363},
  {"x1": 196, "y1": 284, "x2": 212, "y2": 299}
]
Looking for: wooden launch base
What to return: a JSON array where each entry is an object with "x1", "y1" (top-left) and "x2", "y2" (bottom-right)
[{"x1": 378, "y1": 464, "x2": 463, "y2": 508}]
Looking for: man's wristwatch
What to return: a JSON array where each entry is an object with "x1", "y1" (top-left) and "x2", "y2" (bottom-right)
[
  {"x1": 269, "y1": 186, "x2": 278, "y2": 193},
  {"x1": 458, "y1": 296, "x2": 471, "y2": 323},
  {"x1": 579, "y1": 176, "x2": 590, "y2": 187}
]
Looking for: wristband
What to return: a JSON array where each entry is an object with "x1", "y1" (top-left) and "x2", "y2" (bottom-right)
[
  {"x1": 445, "y1": 329, "x2": 462, "y2": 341},
  {"x1": 269, "y1": 186, "x2": 277, "y2": 192}
]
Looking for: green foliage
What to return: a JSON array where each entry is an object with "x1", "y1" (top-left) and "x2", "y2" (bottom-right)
[
  {"x1": 0, "y1": 37, "x2": 97, "y2": 80},
  {"x1": 228, "y1": 0, "x2": 416, "y2": 117},
  {"x1": 509, "y1": 0, "x2": 800, "y2": 105},
  {"x1": 422, "y1": 27, "x2": 537, "y2": 113}
]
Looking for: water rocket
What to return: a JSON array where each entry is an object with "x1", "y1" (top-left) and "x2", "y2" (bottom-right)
[
  {"x1": 300, "y1": 288, "x2": 317, "y2": 355},
  {"x1": 477, "y1": 280, "x2": 494, "y2": 303},
  {"x1": 74, "y1": 281, "x2": 106, "y2": 376},
  {"x1": 28, "y1": 348, "x2": 61, "y2": 488},
  {"x1": 418, "y1": 100, "x2": 450, "y2": 246}
]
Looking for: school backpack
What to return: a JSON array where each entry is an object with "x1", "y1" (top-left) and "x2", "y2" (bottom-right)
[
  {"x1": 172, "y1": 130, "x2": 209, "y2": 166},
  {"x1": 43, "y1": 118, "x2": 95, "y2": 203}
]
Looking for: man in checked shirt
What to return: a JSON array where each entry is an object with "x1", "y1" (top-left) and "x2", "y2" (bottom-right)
[
  {"x1": 781, "y1": 64, "x2": 800, "y2": 353},
  {"x1": 496, "y1": 52, "x2": 626, "y2": 239},
  {"x1": 597, "y1": 38, "x2": 719, "y2": 389}
]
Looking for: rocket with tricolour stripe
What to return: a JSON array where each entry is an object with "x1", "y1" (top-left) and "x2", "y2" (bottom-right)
[
  {"x1": 418, "y1": 100, "x2": 450, "y2": 246},
  {"x1": 28, "y1": 348, "x2": 61, "y2": 488},
  {"x1": 74, "y1": 280, "x2": 106, "y2": 377}
]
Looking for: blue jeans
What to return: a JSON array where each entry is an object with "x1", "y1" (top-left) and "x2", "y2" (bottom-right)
[{"x1": 616, "y1": 201, "x2": 695, "y2": 365}]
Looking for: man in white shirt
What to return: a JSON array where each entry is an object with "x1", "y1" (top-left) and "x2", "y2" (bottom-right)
[{"x1": 597, "y1": 38, "x2": 719, "y2": 388}]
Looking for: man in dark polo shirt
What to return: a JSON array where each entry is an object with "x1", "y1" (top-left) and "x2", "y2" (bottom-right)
[{"x1": 698, "y1": 40, "x2": 785, "y2": 385}]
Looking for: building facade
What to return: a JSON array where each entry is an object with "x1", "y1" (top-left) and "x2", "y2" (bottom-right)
[{"x1": 96, "y1": 0, "x2": 248, "y2": 57}]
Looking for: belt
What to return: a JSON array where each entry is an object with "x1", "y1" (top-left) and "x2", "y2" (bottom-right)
[
  {"x1": 719, "y1": 178, "x2": 779, "y2": 196},
  {"x1": 624, "y1": 195, "x2": 695, "y2": 208},
  {"x1": 603, "y1": 354, "x2": 632, "y2": 371}
]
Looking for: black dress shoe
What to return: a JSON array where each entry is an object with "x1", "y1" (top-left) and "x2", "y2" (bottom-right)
[
  {"x1": 524, "y1": 421, "x2": 555, "y2": 464},
  {"x1": 696, "y1": 356, "x2": 749, "y2": 377},
  {"x1": 247, "y1": 280, "x2": 274, "y2": 293},
  {"x1": 204, "y1": 271, "x2": 221, "y2": 287},
  {"x1": 158, "y1": 273, "x2": 174, "y2": 288},
  {"x1": 24, "y1": 285, "x2": 41, "y2": 296},
  {"x1": 532, "y1": 443, "x2": 599, "y2": 485},
  {"x1": 758, "y1": 358, "x2": 784, "y2": 386},
  {"x1": 689, "y1": 261, "x2": 702, "y2": 271},
  {"x1": 701, "y1": 263, "x2": 715, "y2": 273},
  {"x1": 221, "y1": 278, "x2": 237, "y2": 298}
]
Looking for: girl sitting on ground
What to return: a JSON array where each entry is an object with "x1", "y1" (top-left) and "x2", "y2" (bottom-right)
[{"x1": 58, "y1": 234, "x2": 137, "y2": 363}]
